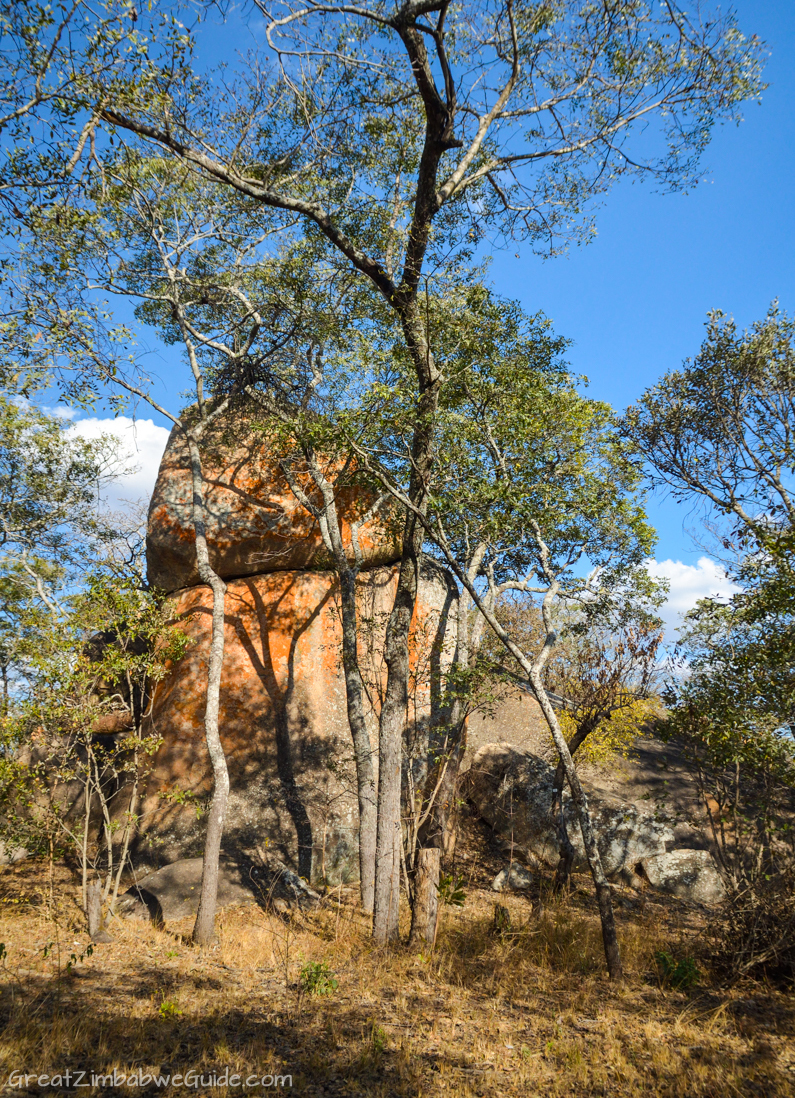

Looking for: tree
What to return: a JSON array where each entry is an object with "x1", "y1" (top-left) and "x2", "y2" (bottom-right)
[
  {"x1": 0, "y1": 388, "x2": 121, "y2": 615},
  {"x1": 624, "y1": 307, "x2": 795, "y2": 748},
  {"x1": 493, "y1": 586, "x2": 665, "y2": 891},
  {"x1": 0, "y1": 163, "x2": 303, "y2": 944},
  {"x1": 0, "y1": 0, "x2": 764, "y2": 943},
  {"x1": 0, "y1": 571, "x2": 188, "y2": 936},
  {"x1": 625, "y1": 308, "x2": 795, "y2": 888},
  {"x1": 663, "y1": 596, "x2": 795, "y2": 890},
  {"x1": 348, "y1": 292, "x2": 661, "y2": 977},
  {"x1": 0, "y1": 384, "x2": 126, "y2": 708},
  {"x1": 624, "y1": 308, "x2": 795, "y2": 567}
]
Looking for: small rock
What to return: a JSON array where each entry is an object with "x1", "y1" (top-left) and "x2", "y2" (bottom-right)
[
  {"x1": 0, "y1": 842, "x2": 29, "y2": 866},
  {"x1": 491, "y1": 864, "x2": 534, "y2": 892},
  {"x1": 640, "y1": 849, "x2": 725, "y2": 905}
]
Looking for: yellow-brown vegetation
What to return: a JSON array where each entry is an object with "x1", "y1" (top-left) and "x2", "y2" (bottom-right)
[{"x1": 1, "y1": 847, "x2": 793, "y2": 1097}]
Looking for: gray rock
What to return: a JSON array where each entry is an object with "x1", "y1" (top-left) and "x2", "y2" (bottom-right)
[
  {"x1": 0, "y1": 842, "x2": 29, "y2": 866},
  {"x1": 492, "y1": 864, "x2": 534, "y2": 892},
  {"x1": 467, "y1": 743, "x2": 724, "y2": 903},
  {"x1": 117, "y1": 854, "x2": 322, "y2": 923},
  {"x1": 640, "y1": 849, "x2": 726, "y2": 905}
]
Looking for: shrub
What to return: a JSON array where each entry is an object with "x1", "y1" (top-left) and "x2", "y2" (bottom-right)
[
  {"x1": 708, "y1": 871, "x2": 795, "y2": 984},
  {"x1": 299, "y1": 959, "x2": 339, "y2": 996}
]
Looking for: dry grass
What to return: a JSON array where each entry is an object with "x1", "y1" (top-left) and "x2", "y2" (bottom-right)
[{"x1": 1, "y1": 854, "x2": 794, "y2": 1097}]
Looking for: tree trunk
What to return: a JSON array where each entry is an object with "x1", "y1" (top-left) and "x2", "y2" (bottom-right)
[
  {"x1": 338, "y1": 569, "x2": 378, "y2": 913},
  {"x1": 372, "y1": 317, "x2": 440, "y2": 944},
  {"x1": 279, "y1": 452, "x2": 379, "y2": 914},
  {"x1": 373, "y1": 514, "x2": 425, "y2": 943},
  {"x1": 187, "y1": 434, "x2": 230, "y2": 947},
  {"x1": 529, "y1": 667, "x2": 623, "y2": 981},
  {"x1": 408, "y1": 847, "x2": 440, "y2": 947},
  {"x1": 86, "y1": 878, "x2": 112, "y2": 943},
  {"x1": 551, "y1": 724, "x2": 592, "y2": 894}
]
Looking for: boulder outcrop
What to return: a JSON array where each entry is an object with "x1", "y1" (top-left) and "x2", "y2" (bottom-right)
[
  {"x1": 138, "y1": 407, "x2": 458, "y2": 883},
  {"x1": 139, "y1": 562, "x2": 458, "y2": 881},
  {"x1": 147, "y1": 415, "x2": 401, "y2": 592},
  {"x1": 467, "y1": 743, "x2": 725, "y2": 904}
]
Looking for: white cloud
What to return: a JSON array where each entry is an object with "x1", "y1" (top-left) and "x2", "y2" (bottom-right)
[
  {"x1": 67, "y1": 415, "x2": 170, "y2": 512},
  {"x1": 645, "y1": 556, "x2": 741, "y2": 640}
]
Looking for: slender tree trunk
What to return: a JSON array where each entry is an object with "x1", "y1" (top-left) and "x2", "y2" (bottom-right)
[
  {"x1": 551, "y1": 724, "x2": 592, "y2": 894},
  {"x1": 373, "y1": 310, "x2": 441, "y2": 943},
  {"x1": 187, "y1": 433, "x2": 229, "y2": 947},
  {"x1": 86, "y1": 878, "x2": 112, "y2": 943},
  {"x1": 338, "y1": 569, "x2": 377, "y2": 913},
  {"x1": 407, "y1": 547, "x2": 484, "y2": 932},
  {"x1": 279, "y1": 451, "x2": 378, "y2": 912},
  {"x1": 409, "y1": 847, "x2": 440, "y2": 947},
  {"x1": 373, "y1": 545, "x2": 418, "y2": 943},
  {"x1": 529, "y1": 663, "x2": 623, "y2": 981}
]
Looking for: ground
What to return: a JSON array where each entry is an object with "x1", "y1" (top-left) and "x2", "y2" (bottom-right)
[{"x1": 1, "y1": 814, "x2": 794, "y2": 1098}]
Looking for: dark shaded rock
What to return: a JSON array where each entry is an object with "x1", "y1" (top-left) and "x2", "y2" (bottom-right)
[
  {"x1": 118, "y1": 856, "x2": 260, "y2": 922},
  {"x1": 118, "y1": 854, "x2": 323, "y2": 924},
  {"x1": 467, "y1": 743, "x2": 724, "y2": 903}
]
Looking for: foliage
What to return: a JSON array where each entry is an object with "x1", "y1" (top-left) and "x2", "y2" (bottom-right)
[
  {"x1": 629, "y1": 310, "x2": 795, "y2": 888},
  {"x1": 0, "y1": 571, "x2": 189, "y2": 913},
  {"x1": 492, "y1": 591, "x2": 665, "y2": 769},
  {"x1": 625, "y1": 307, "x2": 795, "y2": 564},
  {"x1": 299, "y1": 959, "x2": 339, "y2": 997},
  {"x1": 557, "y1": 699, "x2": 659, "y2": 769},
  {"x1": 436, "y1": 873, "x2": 466, "y2": 908},
  {"x1": 157, "y1": 998, "x2": 183, "y2": 1019},
  {"x1": 654, "y1": 951, "x2": 701, "y2": 991},
  {"x1": 707, "y1": 870, "x2": 795, "y2": 985},
  {"x1": 0, "y1": 386, "x2": 126, "y2": 695},
  {"x1": 0, "y1": 0, "x2": 764, "y2": 265}
]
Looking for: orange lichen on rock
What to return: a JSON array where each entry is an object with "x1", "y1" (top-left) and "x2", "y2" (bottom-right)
[
  {"x1": 147, "y1": 415, "x2": 402, "y2": 592},
  {"x1": 139, "y1": 564, "x2": 458, "y2": 880}
]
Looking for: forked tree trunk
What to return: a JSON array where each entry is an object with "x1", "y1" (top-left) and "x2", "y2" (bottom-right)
[
  {"x1": 187, "y1": 434, "x2": 230, "y2": 947},
  {"x1": 409, "y1": 847, "x2": 440, "y2": 947}
]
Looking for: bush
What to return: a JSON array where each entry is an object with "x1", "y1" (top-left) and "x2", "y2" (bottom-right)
[
  {"x1": 299, "y1": 959, "x2": 339, "y2": 996},
  {"x1": 708, "y1": 870, "x2": 795, "y2": 984},
  {"x1": 654, "y1": 950, "x2": 700, "y2": 990}
]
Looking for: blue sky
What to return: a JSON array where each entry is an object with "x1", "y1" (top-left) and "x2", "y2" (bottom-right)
[
  {"x1": 66, "y1": 0, "x2": 793, "y2": 636},
  {"x1": 487, "y1": 2, "x2": 795, "y2": 561}
]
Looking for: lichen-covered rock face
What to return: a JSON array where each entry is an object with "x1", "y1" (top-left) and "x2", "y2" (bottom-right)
[
  {"x1": 467, "y1": 743, "x2": 725, "y2": 904},
  {"x1": 146, "y1": 418, "x2": 402, "y2": 592},
  {"x1": 137, "y1": 563, "x2": 458, "y2": 881},
  {"x1": 640, "y1": 850, "x2": 725, "y2": 905}
]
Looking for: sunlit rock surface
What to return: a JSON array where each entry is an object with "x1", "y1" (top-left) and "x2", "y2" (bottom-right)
[{"x1": 147, "y1": 414, "x2": 401, "y2": 592}]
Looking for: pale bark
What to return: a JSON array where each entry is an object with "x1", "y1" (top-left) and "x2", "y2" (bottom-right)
[
  {"x1": 188, "y1": 433, "x2": 229, "y2": 947},
  {"x1": 279, "y1": 452, "x2": 378, "y2": 913},
  {"x1": 361, "y1": 497, "x2": 625, "y2": 979},
  {"x1": 408, "y1": 847, "x2": 440, "y2": 948},
  {"x1": 373, "y1": 475, "x2": 429, "y2": 941},
  {"x1": 86, "y1": 878, "x2": 112, "y2": 943}
]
